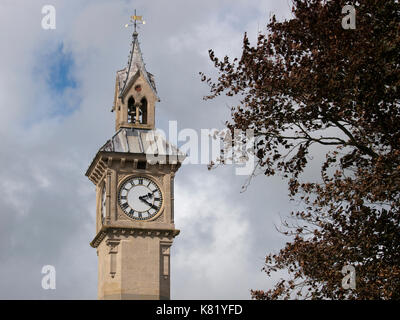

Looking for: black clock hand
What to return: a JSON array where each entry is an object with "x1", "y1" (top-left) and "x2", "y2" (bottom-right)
[
  {"x1": 140, "y1": 193, "x2": 153, "y2": 200},
  {"x1": 146, "y1": 200, "x2": 158, "y2": 210},
  {"x1": 139, "y1": 197, "x2": 152, "y2": 207},
  {"x1": 139, "y1": 196, "x2": 158, "y2": 210}
]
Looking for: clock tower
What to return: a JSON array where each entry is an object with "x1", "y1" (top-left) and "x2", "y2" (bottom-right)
[{"x1": 85, "y1": 16, "x2": 185, "y2": 300}]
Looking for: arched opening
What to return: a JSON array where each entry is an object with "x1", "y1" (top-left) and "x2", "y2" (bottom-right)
[
  {"x1": 127, "y1": 97, "x2": 136, "y2": 123},
  {"x1": 139, "y1": 97, "x2": 148, "y2": 124}
]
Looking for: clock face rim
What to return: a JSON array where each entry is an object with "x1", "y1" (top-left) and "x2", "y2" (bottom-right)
[{"x1": 117, "y1": 175, "x2": 164, "y2": 221}]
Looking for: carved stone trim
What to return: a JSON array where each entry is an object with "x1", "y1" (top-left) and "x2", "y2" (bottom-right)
[
  {"x1": 90, "y1": 226, "x2": 180, "y2": 248},
  {"x1": 90, "y1": 230, "x2": 107, "y2": 248},
  {"x1": 170, "y1": 174, "x2": 175, "y2": 224},
  {"x1": 87, "y1": 159, "x2": 108, "y2": 185},
  {"x1": 106, "y1": 171, "x2": 112, "y2": 222},
  {"x1": 106, "y1": 239, "x2": 120, "y2": 278},
  {"x1": 160, "y1": 240, "x2": 172, "y2": 280},
  {"x1": 107, "y1": 157, "x2": 113, "y2": 167}
]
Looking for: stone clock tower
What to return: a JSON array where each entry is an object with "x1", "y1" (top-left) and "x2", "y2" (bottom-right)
[{"x1": 85, "y1": 21, "x2": 185, "y2": 300}]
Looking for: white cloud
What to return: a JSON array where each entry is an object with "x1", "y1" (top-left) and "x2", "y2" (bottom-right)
[{"x1": 173, "y1": 173, "x2": 250, "y2": 299}]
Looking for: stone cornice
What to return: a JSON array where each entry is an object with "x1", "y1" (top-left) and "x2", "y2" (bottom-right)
[
  {"x1": 85, "y1": 151, "x2": 183, "y2": 186},
  {"x1": 90, "y1": 225, "x2": 180, "y2": 248}
]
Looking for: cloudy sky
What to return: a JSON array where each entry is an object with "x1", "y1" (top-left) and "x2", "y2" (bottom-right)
[{"x1": 0, "y1": 0, "x2": 299, "y2": 299}]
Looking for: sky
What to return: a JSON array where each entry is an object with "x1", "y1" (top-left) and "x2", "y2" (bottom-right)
[{"x1": 0, "y1": 0, "x2": 300, "y2": 299}]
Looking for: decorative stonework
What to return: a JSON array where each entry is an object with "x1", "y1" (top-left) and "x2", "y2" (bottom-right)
[
  {"x1": 106, "y1": 239, "x2": 120, "y2": 278},
  {"x1": 90, "y1": 226, "x2": 179, "y2": 249},
  {"x1": 160, "y1": 241, "x2": 172, "y2": 280},
  {"x1": 87, "y1": 159, "x2": 107, "y2": 185}
]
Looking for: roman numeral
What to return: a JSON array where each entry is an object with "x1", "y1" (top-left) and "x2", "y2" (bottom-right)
[
  {"x1": 121, "y1": 196, "x2": 127, "y2": 200},
  {"x1": 121, "y1": 202, "x2": 129, "y2": 210},
  {"x1": 138, "y1": 212, "x2": 142, "y2": 218}
]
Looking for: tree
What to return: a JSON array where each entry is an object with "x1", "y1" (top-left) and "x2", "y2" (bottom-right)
[{"x1": 201, "y1": 0, "x2": 400, "y2": 299}]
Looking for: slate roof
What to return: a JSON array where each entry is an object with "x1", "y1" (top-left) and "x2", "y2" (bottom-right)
[
  {"x1": 100, "y1": 127, "x2": 186, "y2": 160},
  {"x1": 117, "y1": 32, "x2": 159, "y2": 100}
]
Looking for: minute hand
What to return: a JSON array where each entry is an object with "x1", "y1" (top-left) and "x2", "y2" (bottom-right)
[{"x1": 139, "y1": 197, "x2": 158, "y2": 210}]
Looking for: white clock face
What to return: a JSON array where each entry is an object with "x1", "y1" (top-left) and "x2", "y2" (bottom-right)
[{"x1": 118, "y1": 176, "x2": 163, "y2": 220}]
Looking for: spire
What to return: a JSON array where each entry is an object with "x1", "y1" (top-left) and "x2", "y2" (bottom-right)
[{"x1": 118, "y1": 12, "x2": 158, "y2": 100}]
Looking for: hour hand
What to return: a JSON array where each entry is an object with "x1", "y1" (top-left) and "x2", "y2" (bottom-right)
[{"x1": 139, "y1": 193, "x2": 153, "y2": 200}]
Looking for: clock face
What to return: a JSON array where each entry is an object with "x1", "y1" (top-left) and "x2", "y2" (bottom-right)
[
  {"x1": 101, "y1": 184, "x2": 106, "y2": 223},
  {"x1": 118, "y1": 176, "x2": 163, "y2": 220}
]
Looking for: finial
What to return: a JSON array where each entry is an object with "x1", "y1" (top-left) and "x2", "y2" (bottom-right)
[{"x1": 124, "y1": 9, "x2": 146, "y2": 36}]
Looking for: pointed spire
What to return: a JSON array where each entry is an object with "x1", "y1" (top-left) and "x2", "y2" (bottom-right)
[{"x1": 118, "y1": 15, "x2": 158, "y2": 100}]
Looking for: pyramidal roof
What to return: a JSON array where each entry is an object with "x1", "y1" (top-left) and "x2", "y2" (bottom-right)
[
  {"x1": 117, "y1": 32, "x2": 159, "y2": 100},
  {"x1": 100, "y1": 127, "x2": 186, "y2": 160},
  {"x1": 85, "y1": 127, "x2": 186, "y2": 185}
]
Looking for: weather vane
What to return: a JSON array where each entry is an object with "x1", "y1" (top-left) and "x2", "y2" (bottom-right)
[{"x1": 125, "y1": 9, "x2": 146, "y2": 33}]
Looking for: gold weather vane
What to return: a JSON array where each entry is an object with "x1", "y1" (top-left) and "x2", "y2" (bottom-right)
[{"x1": 125, "y1": 9, "x2": 146, "y2": 33}]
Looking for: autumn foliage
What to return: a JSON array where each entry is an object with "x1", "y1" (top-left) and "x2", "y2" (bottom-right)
[{"x1": 201, "y1": 0, "x2": 400, "y2": 299}]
